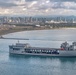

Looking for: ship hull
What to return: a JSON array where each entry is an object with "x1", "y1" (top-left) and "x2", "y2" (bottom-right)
[
  {"x1": 9, "y1": 50, "x2": 76, "y2": 57},
  {"x1": 9, "y1": 42, "x2": 76, "y2": 57}
]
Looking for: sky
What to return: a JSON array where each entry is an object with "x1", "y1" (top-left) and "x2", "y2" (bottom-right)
[{"x1": 0, "y1": 0, "x2": 76, "y2": 16}]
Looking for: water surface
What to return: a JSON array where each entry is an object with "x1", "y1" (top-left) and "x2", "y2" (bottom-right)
[{"x1": 0, "y1": 28, "x2": 76, "y2": 75}]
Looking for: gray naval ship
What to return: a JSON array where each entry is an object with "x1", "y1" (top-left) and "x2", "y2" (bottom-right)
[{"x1": 9, "y1": 42, "x2": 76, "y2": 57}]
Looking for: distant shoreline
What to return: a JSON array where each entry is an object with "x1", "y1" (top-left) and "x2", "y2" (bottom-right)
[
  {"x1": 0, "y1": 25, "x2": 51, "y2": 36},
  {"x1": 0, "y1": 26, "x2": 76, "y2": 36}
]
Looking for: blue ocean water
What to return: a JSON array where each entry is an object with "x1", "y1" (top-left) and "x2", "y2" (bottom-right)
[{"x1": 0, "y1": 28, "x2": 76, "y2": 75}]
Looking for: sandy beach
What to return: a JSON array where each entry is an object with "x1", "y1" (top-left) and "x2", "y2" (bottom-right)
[
  {"x1": 0, "y1": 25, "x2": 76, "y2": 36},
  {"x1": 0, "y1": 25, "x2": 51, "y2": 36}
]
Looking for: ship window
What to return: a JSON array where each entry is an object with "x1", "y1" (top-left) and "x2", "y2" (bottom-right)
[
  {"x1": 52, "y1": 50, "x2": 59, "y2": 54},
  {"x1": 49, "y1": 50, "x2": 50, "y2": 52},
  {"x1": 9, "y1": 46, "x2": 13, "y2": 49},
  {"x1": 40, "y1": 50, "x2": 41, "y2": 52},
  {"x1": 13, "y1": 48, "x2": 20, "y2": 50},
  {"x1": 47, "y1": 50, "x2": 48, "y2": 52}
]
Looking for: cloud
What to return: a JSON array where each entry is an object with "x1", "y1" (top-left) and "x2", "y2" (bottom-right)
[
  {"x1": 25, "y1": 0, "x2": 37, "y2": 2},
  {"x1": 0, "y1": 2, "x2": 17, "y2": 8},
  {"x1": 0, "y1": 0, "x2": 76, "y2": 15},
  {"x1": 25, "y1": 0, "x2": 76, "y2": 2},
  {"x1": 50, "y1": 0, "x2": 76, "y2": 2},
  {"x1": 28, "y1": 1, "x2": 37, "y2": 8},
  {"x1": 51, "y1": 2, "x2": 76, "y2": 10}
]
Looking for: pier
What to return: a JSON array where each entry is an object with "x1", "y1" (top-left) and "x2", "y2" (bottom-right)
[
  {"x1": 1, "y1": 38, "x2": 29, "y2": 40},
  {"x1": 0, "y1": 36, "x2": 75, "y2": 41},
  {"x1": 0, "y1": 37, "x2": 29, "y2": 40}
]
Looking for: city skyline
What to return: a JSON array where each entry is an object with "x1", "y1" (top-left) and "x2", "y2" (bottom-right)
[{"x1": 0, "y1": 0, "x2": 76, "y2": 16}]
